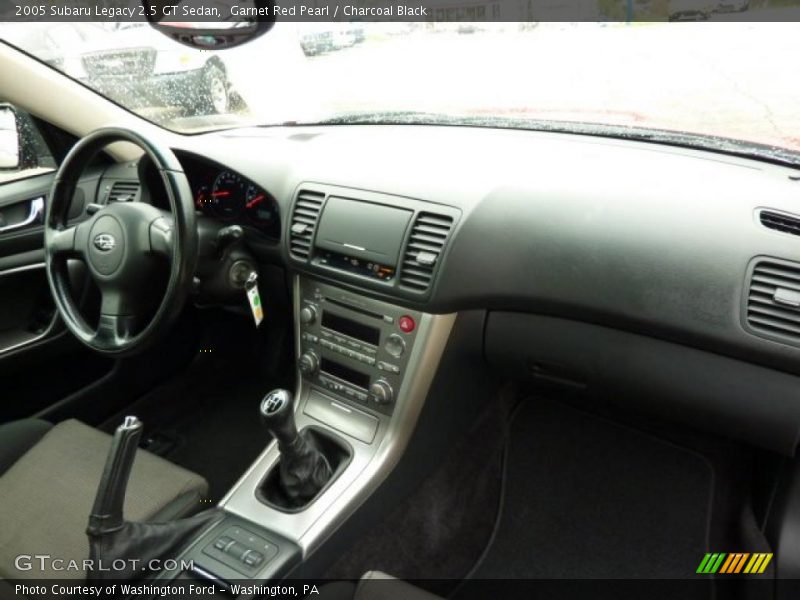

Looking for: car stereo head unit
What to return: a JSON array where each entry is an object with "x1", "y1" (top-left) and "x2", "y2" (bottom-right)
[{"x1": 297, "y1": 278, "x2": 421, "y2": 417}]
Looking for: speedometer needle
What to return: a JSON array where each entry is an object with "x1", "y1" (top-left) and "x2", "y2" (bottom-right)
[
  {"x1": 246, "y1": 194, "x2": 265, "y2": 209},
  {"x1": 212, "y1": 191, "x2": 230, "y2": 197}
]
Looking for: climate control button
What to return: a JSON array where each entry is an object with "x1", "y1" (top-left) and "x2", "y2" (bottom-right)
[
  {"x1": 298, "y1": 351, "x2": 319, "y2": 376},
  {"x1": 369, "y1": 379, "x2": 394, "y2": 405}
]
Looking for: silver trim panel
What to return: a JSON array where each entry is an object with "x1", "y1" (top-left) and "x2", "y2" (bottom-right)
[{"x1": 220, "y1": 275, "x2": 455, "y2": 572}]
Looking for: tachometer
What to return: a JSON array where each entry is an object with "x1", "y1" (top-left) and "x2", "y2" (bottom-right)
[
  {"x1": 195, "y1": 185, "x2": 211, "y2": 210},
  {"x1": 211, "y1": 171, "x2": 246, "y2": 218}
]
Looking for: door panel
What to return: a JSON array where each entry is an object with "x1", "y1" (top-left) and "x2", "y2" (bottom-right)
[
  {"x1": 0, "y1": 158, "x2": 111, "y2": 420},
  {"x1": 0, "y1": 170, "x2": 57, "y2": 359}
]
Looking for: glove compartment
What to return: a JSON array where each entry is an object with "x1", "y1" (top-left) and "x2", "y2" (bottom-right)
[{"x1": 485, "y1": 312, "x2": 800, "y2": 456}]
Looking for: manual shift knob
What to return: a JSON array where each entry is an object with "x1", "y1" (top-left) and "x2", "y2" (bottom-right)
[{"x1": 260, "y1": 389, "x2": 298, "y2": 450}]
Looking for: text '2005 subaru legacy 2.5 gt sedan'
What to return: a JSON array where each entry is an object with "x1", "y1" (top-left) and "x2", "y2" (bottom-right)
[{"x1": 2, "y1": 2, "x2": 800, "y2": 599}]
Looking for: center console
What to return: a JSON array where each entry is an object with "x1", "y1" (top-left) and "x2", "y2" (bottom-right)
[
  {"x1": 160, "y1": 185, "x2": 459, "y2": 590},
  {"x1": 165, "y1": 276, "x2": 455, "y2": 589}
]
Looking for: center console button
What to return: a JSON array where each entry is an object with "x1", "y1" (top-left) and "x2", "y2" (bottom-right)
[
  {"x1": 300, "y1": 305, "x2": 318, "y2": 325},
  {"x1": 214, "y1": 536, "x2": 234, "y2": 551},
  {"x1": 243, "y1": 551, "x2": 264, "y2": 567},
  {"x1": 384, "y1": 334, "x2": 406, "y2": 358},
  {"x1": 369, "y1": 379, "x2": 394, "y2": 405},
  {"x1": 398, "y1": 315, "x2": 416, "y2": 333},
  {"x1": 298, "y1": 351, "x2": 319, "y2": 376}
]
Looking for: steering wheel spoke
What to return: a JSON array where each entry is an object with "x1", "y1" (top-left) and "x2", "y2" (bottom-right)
[
  {"x1": 149, "y1": 214, "x2": 175, "y2": 257},
  {"x1": 93, "y1": 291, "x2": 137, "y2": 347},
  {"x1": 94, "y1": 313, "x2": 136, "y2": 348},
  {"x1": 47, "y1": 221, "x2": 88, "y2": 257}
]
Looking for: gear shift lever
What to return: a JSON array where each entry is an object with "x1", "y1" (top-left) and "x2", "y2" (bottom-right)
[
  {"x1": 260, "y1": 389, "x2": 333, "y2": 506},
  {"x1": 260, "y1": 389, "x2": 299, "y2": 450}
]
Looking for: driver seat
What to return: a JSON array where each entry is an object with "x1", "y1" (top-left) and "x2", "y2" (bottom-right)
[{"x1": 0, "y1": 418, "x2": 208, "y2": 579}]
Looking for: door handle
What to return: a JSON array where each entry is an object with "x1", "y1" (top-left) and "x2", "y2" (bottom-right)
[{"x1": 0, "y1": 196, "x2": 44, "y2": 233}]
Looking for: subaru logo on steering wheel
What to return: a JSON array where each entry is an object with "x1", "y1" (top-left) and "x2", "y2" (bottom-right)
[{"x1": 93, "y1": 233, "x2": 116, "y2": 252}]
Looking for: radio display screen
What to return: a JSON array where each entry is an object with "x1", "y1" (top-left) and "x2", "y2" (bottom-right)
[
  {"x1": 322, "y1": 312, "x2": 380, "y2": 346},
  {"x1": 321, "y1": 358, "x2": 371, "y2": 390}
]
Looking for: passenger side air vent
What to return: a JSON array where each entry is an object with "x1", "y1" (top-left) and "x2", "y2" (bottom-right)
[
  {"x1": 106, "y1": 181, "x2": 139, "y2": 203},
  {"x1": 399, "y1": 212, "x2": 454, "y2": 293},
  {"x1": 760, "y1": 210, "x2": 800, "y2": 237},
  {"x1": 289, "y1": 190, "x2": 325, "y2": 260},
  {"x1": 746, "y1": 259, "x2": 800, "y2": 343}
]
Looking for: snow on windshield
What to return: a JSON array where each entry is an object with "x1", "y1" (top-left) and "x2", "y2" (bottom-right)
[{"x1": 2, "y1": 21, "x2": 799, "y2": 153}]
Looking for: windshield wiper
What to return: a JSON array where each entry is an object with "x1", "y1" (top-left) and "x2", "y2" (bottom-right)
[{"x1": 290, "y1": 111, "x2": 800, "y2": 169}]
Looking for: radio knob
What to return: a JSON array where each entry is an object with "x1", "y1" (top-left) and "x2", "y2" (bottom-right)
[
  {"x1": 300, "y1": 305, "x2": 318, "y2": 325},
  {"x1": 298, "y1": 351, "x2": 319, "y2": 376},
  {"x1": 384, "y1": 334, "x2": 406, "y2": 358},
  {"x1": 369, "y1": 379, "x2": 394, "y2": 405}
]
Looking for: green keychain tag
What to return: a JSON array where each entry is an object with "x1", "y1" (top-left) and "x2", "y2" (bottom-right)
[{"x1": 245, "y1": 272, "x2": 263, "y2": 327}]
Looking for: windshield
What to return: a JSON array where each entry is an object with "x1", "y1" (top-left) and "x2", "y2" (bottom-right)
[{"x1": 2, "y1": 21, "x2": 800, "y2": 157}]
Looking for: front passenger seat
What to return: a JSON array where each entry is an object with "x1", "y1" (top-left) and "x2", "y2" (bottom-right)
[
  {"x1": 320, "y1": 572, "x2": 444, "y2": 600},
  {"x1": 0, "y1": 418, "x2": 208, "y2": 580}
]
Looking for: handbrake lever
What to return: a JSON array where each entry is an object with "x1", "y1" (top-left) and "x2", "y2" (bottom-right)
[
  {"x1": 87, "y1": 416, "x2": 142, "y2": 536},
  {"x1": 85, "y1": 416, "x2": 222, "y2": 584}
]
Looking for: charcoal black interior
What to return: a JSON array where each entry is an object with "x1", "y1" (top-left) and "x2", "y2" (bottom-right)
[{"x1": 3, "y1": 120, "x2": 800, "y2": 599}]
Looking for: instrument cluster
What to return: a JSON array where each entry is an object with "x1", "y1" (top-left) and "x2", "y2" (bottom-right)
[{"x1": 192, "y1": 167, "x2": 280, "y2": 240}]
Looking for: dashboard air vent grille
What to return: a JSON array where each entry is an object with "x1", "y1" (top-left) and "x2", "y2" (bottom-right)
[
  {"x1": 399, "y1": 212, "x2": 454, "y2": 293},
  {"x1": 107, "y1": 181, "x2": 139, "y2": 203},
  {"x1": 289, "y1": 190, "x2": 325, "y2": 260},
  {"x1": 760, "y1": 210, "x2": 800, "y2": 236},
  {"x1": 746, "y1": 259, "x2": 800, "y2": 342}
]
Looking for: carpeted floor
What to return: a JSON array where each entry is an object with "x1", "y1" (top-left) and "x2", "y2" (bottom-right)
[
  {"x1": 103, "y1": 350, "x2": 284, "y2": 502},
  {"x1": 323, "y1": 391, "x2": 510, "y2": 586},
  {"x1": 326, "y1": 393, "x2": 726, "y2": 598},
  {"x1": 467, "y1": 397, "x2": 714, "y2": 581}
]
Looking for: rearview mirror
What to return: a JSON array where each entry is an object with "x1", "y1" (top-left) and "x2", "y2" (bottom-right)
[
  {"x1": 0, "y1": 105, "x2": 20, "y2": 170},
  {"x1": 142, "y1": 0, "x2": 275, "y2": 50}
]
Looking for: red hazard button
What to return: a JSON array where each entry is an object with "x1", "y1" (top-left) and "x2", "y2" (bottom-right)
[{"x1": 398, "y1": 315, "x2": 416, "y2": 333}]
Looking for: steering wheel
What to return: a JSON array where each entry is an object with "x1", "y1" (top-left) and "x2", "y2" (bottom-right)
[{"x1": 44, "y1": 127, "x2": 197, "y2": 357}]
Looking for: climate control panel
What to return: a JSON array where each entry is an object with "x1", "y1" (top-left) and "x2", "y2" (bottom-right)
[{"x1": 296, "y1": 278, "x2": 421, "y2": 416}]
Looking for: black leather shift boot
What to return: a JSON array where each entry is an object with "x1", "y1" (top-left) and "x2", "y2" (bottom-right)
[
  {"x1": 258, "y1": 428, "x2": 350, "y2": 511},
  {"x1": 278, "y1": 430, "x2": 334, "y2": 505},
  {"x1": 87, "y1": 510, "x2": 222, "y2": 582}
]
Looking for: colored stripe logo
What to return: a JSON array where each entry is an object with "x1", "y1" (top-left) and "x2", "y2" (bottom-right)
[{"x1": 697, "y1": 553, "x2": 772, "y2": 574}]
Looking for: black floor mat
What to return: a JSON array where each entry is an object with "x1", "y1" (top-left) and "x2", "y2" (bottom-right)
[
  {"x1": 104, "y1": 352, "x2": 284, "y2": 502},
  {"x1": 468, "y1": 398, "x2": 714, "y2": 581}
]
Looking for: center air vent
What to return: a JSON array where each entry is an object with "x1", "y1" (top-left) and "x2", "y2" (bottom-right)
[
  {"x1": 399, "y1": 212, "x2": 454, "y2": 293},
  {"x1": 289, "y1": 190, "x2": 325, "y2": 260},
  {"x1": 759, "y1": 210, "x2": 800, "y2": 237},
  {"x1": 746, "y1": 259, "x2": 800, "y2": 343},
  {"x1": 107, "y1": 181, "x2": 139, "y2": 203}
]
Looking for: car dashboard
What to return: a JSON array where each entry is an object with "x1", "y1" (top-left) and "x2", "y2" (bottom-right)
[
  {"x1": 91, "y1": 123, "x2": 800, "y2": 459},
  {"x1": 138, "y1": 151, "x2": 281, "y2": 241}
]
